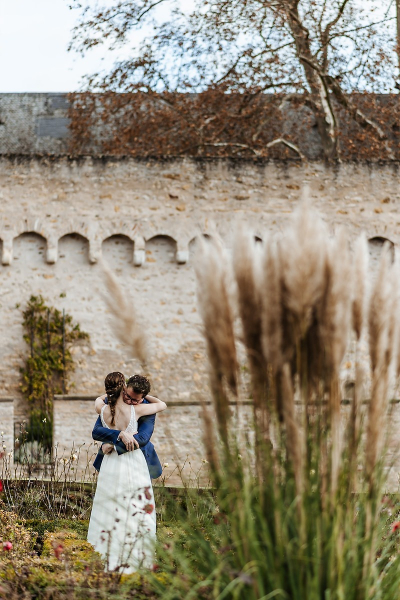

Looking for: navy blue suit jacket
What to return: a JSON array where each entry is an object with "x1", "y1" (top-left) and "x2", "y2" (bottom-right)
[{"x1": 92, "y1": 398, "x2": 162, "y2": 479}]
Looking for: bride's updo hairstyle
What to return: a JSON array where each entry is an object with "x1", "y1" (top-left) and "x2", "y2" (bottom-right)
[{"x1": 105, "y1": 371, "x2": 125, "y2": 426}]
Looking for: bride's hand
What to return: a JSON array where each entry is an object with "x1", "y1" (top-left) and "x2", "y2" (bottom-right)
[
  {"x1": 119, "y1": 430, "x2": 139, "y2": 451},
  {"x1": 102, "y1": 443, "x2": 114, "y2": 454}
]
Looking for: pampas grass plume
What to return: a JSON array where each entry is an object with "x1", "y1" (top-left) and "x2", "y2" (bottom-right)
[
  {"x1": 352, "y1": 234, "x2": 369, "y2": 340},
  {"x1": 261, "y1": 239, "x2": 283, "y2": 368},
  {"x1": 279, "y1": 204, "x2": 327, "y2": 336},
  {"x1": 195, "y1": 236, "x2": 238, "y2": 395},
  {"x1": 233, "y1": 226, "x2": 264, "y2": 374},
  {"x1": 101, "y1": 260, "x2": 147, "y2": 364}
]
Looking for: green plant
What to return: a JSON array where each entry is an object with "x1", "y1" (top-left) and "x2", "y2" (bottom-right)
[
  {"x1": 150, "y1": 207, "x2": 400, "y2": 599},
  {"x1": 19, "y1": 295, "x2": 89, "y2": 449}
]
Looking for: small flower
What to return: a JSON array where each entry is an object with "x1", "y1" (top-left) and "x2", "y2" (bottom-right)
[
  {"x1": 152, "y1": 563, "x2": 160, "y2": 572},
  {"x1": 144, "y1": 487, "x2": 152, "y2": 500},
  {"x1": 163, "y1": 463, "x2": 169, "y2": 468},
  {"x1": 144, "y1": 503, "x2": 154, "y2": 514},
  {"x1": 238, "y1": 454, "x2": 242, "y2": 460},
  {"x1": 0, "y1": 480, "x2": 3, "y2": 492},
  {"x1": 0, "y1": 432, "x2": 3, "y2": 436},
  {"x1": 52, "y1": 542, "x2": 63, "y2": 560},
  {"x1": 3, "y1": 541, "x2": 12, "y2": 552},
  {"x1": 42, "y1": 418, "x2": 47, "y2": 423},
  {"x1": 15, "y1": 438, "x2": 19, "y2": 443},
  {"x1": 202, "y1": 459, "x2": 208, "y2": 464},
  {"x1": 71, "y1": 454, "x2": 77, "y2": 461},
  {"x1": 391, "y1": 521, "x2": 400, "y2": 533}
]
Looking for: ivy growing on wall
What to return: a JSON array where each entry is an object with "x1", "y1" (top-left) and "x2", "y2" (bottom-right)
[{"x1": 19, "y1": 296, "x2": 89, "y2": 447}]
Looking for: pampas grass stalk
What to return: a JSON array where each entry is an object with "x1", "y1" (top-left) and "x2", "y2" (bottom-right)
[
  {"x1": 352, "y1": 233, "x2": 369, "y2": 341},
  {"x1": 366, "y1": 247, "x2": 392, "y2": 485},
  {"x1": 347, "y1": 234, "x2": 369, "y2": 485},
  {"x1": 233, "y1": 227, "x2": 265, "y2": 405},
  {"x1": 261, "y1": 239, "x2": 283, "y2": 369},
  {"x1": 101, "y1": 260, "x2": 147, "y2": 364},
  {"x1": 195, "y1": 237, "x2": 238, "y2": 442},
  {"x1": 281, "y1": 362, "x2": 303, "y2": 496}
]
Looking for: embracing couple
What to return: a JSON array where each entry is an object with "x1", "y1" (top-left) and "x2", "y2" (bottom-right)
[{"x1": 87, "y1": 372, "x2": 167, "y2": 573}]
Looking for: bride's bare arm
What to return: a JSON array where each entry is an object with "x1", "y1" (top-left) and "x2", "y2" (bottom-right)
[
  {"x1": 146, "y1": 395, "x2": 162, "y2": 403},
  {"x1": 95, "y1": 394, "x2": 107, "y2": 414},
  {"x1": 135, "y1": 396, "x2": 167, "y2": 418}
]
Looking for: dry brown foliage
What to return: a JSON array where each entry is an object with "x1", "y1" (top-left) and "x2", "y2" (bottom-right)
[{"x1": 67, "y1": 92, "x2": 400, "y2": 160}]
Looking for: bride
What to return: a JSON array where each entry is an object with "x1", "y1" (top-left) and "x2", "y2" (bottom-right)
[{"x1": 87, "y1": 371, "x2": 167, "y2": 573}]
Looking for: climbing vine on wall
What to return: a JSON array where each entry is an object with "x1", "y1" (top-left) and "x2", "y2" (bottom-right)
[{"x1": 20, "y1": 295, "x2": 89, "y2": 428}]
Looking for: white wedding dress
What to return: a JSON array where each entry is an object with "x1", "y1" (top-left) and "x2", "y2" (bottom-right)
[{"x1": 87, "y1": 404, "x2": 156, "y2": 573}]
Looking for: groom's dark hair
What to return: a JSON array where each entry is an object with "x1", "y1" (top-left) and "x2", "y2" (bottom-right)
[{"x1": 126, "y1": 374, "x2": 151, "y2": 397}]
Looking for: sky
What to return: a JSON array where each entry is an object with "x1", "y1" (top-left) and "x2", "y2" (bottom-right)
[
  {"x1": 0, "y1": 0, "x2": 393, "y2": 93},
  {"x1": 0, "y1": 0, "x2": 163, "y2": 92},
  {"x1": 0, "y1": 0, "x2": 196, "y2": 93},
  {"x1": 0, "y1": 0, "x2": 97, "y2": 92}
]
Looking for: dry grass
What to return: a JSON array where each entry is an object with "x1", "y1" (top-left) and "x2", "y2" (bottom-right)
[{"x1": 101, "y1": 260, "x2": 148, "y2": 365}]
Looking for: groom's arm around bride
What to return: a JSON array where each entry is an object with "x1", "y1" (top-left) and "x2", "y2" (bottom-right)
[
  {"x1": 92, "y1": 408, "x2": 162, "y2": 479},
  {"x1": 92, "y1": 375, "x2": 163, "y2": 479}
]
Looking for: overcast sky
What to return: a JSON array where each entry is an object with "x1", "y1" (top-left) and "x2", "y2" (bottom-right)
[
  {"x1": 0, "y1": 0, "x2": 392, "y2": 93},
  {"x1": 0, "y1": 0, "x2": 129, "y2": 92},
  {"x1": 0, "y1": 0, "x2": 197, "y2": 93}
]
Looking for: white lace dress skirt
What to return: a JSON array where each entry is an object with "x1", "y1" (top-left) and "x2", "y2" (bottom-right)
[{"x1": 87, "y1": 448, "x2": 156, "y2": 573}]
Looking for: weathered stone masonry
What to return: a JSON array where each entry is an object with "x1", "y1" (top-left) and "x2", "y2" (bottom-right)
[{"x1": 1, "y1": 94, "x2": 400, "y2": 481}]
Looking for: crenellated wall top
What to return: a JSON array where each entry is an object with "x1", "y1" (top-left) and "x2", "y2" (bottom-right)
[{"x1": 0, "y1": 215, "x2": 213, "y2": 266}]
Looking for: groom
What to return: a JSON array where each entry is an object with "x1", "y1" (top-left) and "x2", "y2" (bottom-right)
[{"x1": 91, "y1": 374, "x2": 162, "y2": 479}]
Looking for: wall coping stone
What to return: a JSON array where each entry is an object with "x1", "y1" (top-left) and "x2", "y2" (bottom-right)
[{"x1": 0, "y1": 397, "x2": 14, "y2": 403}]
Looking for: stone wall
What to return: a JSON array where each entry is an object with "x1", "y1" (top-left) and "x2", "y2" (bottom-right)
[
  {"x1": 37, "y1": 396, "x2": 400, "y2": 489},
  {"x1": 0, "y1": 94, "x2": 69, "y2": 155},
  {"x1": 52, "y1": 395, "x2": 254, "y2": 485},
  {"x1": 0, "y1": 156, "x2": 399, "y2": 424},
  {"x1": 1, "y1": 155, "x2": 400, "y2": 466}
]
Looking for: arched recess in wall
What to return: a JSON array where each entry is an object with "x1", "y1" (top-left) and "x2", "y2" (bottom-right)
[
  {"x1": 102, "y1": 235, "x2": 134, "y2": 270},
  {"x1": 13, "y1": 232, "x2": 47, "y2": 266},
  {"x1": 145, "y1": 235, "x2": 177, "y2": 265},
  {"x1": 58, "y1": 233, "x2": 90, "y2": 265},
  {"x1": 368, "y1": 237, "x2": 395, "y2": 275}
]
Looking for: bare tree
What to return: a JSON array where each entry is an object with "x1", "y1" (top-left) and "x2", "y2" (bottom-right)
[{"x1": 69, "y1": 0, "x2": 396, "y2": 160}]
